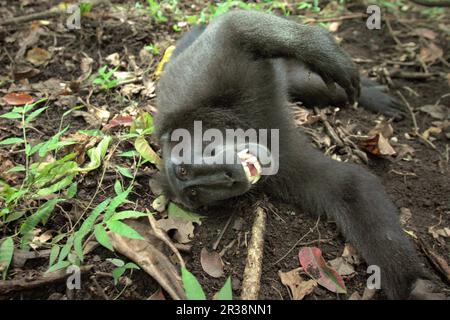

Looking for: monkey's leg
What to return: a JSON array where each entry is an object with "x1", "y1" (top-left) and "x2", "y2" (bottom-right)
[{"x1": 269, "y1": 141, "x2": 443, "y2": 299}]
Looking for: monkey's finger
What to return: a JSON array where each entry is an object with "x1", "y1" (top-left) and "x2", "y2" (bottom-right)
[{"x1": 344, "y1": 82, "x2": 357, "y2": 105}]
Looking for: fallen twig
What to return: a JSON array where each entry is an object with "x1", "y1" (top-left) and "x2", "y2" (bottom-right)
[
  {"x1": 241, "y1": 207, "x2": 267, "y2": 300},
  {"x1": 0, "y1": 265, "x2": 93, "y2": 295},
  {"x1": 416, "y1": 238, "x2": 450, "y2": 284},
  {"x1": 305, "y1": 13, "x2": 367, "y2": 24},
  {"x1": 314, "y1": 108, "x2": 345, "y2": 148},
  {"x1": 212, "y1": 214, "x2": 234, "y2": 251}
]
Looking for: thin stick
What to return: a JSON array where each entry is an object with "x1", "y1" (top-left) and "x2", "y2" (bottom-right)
[
  {"x1": 212, "y1": 214, "x2": 234, "y2": 251},
  {"x1": 0, "y1": 265, "x2": 93, "y2": 294},
  {"x1": 396, "y1": 91, "x2": 419, "y2": 134},
  {"x1": 385, "y1": 19, "x2": 403, "y2": 47},
  {"x1": 274, "y1": 215, "x2": 321, "y2": 265},
  {"x1": 241, "y1": 207, "x2": 267, "y2": 300},
  {"x1": 305, "y1": 13, "x2": 366, "y2": 24}
]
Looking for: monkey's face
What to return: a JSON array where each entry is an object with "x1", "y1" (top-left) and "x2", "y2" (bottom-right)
[{"x1": 159, "y1": 133, "x2": 263, "y2": 209}]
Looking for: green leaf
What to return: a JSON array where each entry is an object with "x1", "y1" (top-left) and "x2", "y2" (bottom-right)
[
  {"x1": 0, "y1": 112, "x2": 22, "y2": 119},
  {"x1": 46, "y1": 260, "x2": 71, "y2": 273},
  {"x1": 66, "y1": 182, "x2": 78, "y2": 199},
  {"x1": 25, "y1": 106, "x2": 48, "y2": 123},
  {"x1": 134, "y1": 136, "x2": 160, "y2": 165},
  {"x1": 49, "y1": 245, "x2": 60, "y2": 267},
  {"x1": 116, "y1": 166, "x2": 134, "y2": 179},
  {"x1": 38, "y1": 126, "x2": 70, "y2": 157},
  {"x1": 168, "y1": 202, "x2": 203, "y2": 224},
  {"x1": 0, "y1": 137, "x2": 24, "y2": 145},
  {"x1": 111, "y1": 262, "x2": 140, "y2": 285},
  {"x1": 118, "y1": 150, "x2": 139, "y2": 158},
  {"x1": 58, "y1": 235, "x2": 74, "y2": 263},
  {"x1": 36, "y1": 175, "x2": 75, "y2": 197},
  {"x1": 111, "y1": 266, "x2": 126, "y2": 285},
  {"x1": 19, "y1": 199, "x2": 61, "y2": 249},
  {"x1": 123, "y1": 262, "x2": 139, "y2": 270},
  {"x1": 130, "y1": 112, "x2": 154, "y2": 135},
  {"x1": 107, "y1": 258, "x2": 125, "y2": 267},
  {"x1": 0, "y1": 237, "x2": 14, "y2": 280},
  {"x1": 181, "y1": 267, "x2": 206, "y2": 300},
  {"x1": 79, "y1": 135, "x2": 112, "y2": 173},
  {"x1": 213, "y1": 277, "x2": 233, "y2": 300},
  {"x1": 106, "y1": 220, "x2": 144, "y2": 240},
  {"x1": 103, "y1": 188, "x2": 131, "y2": 222},
  {"x1": 73, "y1": 198, "x2": 111, "y2": 261},
  {"x1": 6, "y1": 165, "x2": 26, "y2": 173},
  {"x1": 94, "y1": 224, "x2": 113, "y2": 251},
  {"x1": 113, "y1": 180, "x2": 123, "y2": 195},
  {"x1": 5, "y1": 211, "x2": 25, "y2": 223},
  {"x1": 110, "y1": 210, "x2": 149, "y2": 221}
]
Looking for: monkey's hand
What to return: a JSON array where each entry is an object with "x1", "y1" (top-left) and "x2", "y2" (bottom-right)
[{"x1": 302, "y1": 27, "x2": 361, "y2": 104}]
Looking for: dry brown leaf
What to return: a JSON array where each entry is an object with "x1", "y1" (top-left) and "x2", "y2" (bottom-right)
[
  {"x1": 63, "y1": 133, "x2": 102, "y2": 165},
  {"x1": 328, "y1": 21, "x2": 342, "y2": 33},
  {"x1": 30, "y1": 230, "x2": 53, "y2": 250},
  {"x1": 108, "y1": 222, "x2": 186, "y2": 300},
  {"x1": 362, "y1": 287, "x2": 376, "y2": 300},
  {"x1": 26, "y1": 47, "x2": 52, "y2": 66},
  {"x1": 419, "y1": 42, "x2": 443, "y2": 64},
  {"x1": 102, "y1": 115, "x2": 134, "y2": 131},
  {"x1": 395, "y1": 144, "x2": 415, "y2": 160},
  {"x1": 156, "y1": 217, "x2": 195, "y2": 244},
  {"x1": 278, "y1": 268, "x2": 317, "y2": 300},
  {"x1": 292, "y1": 106, "x2": 320, "y2": 125},
  {"x1": 342, "y1": 243, "x2": 361, "y2": 265},
  {"x1": 400, "y1": 207, "x2": 412, "y2": 226},
  {"x1": 348, "y1": 291, "x2": 361, "y2": 300},
  {"x1": 329, "y1": 257, "x2": 355, "y2": 276},
  {"x1": 428, "y1": 226, "x2": 450, "y2": 239},
  {"x1": 121, "y1": 84, "x2": 145, "y2": 97},
  {"x1": 360, "y1": 134, "x2": 396, "y2": 156},
  {"x1": 368, "y1": 121, "x2": 394, "y2": 139},
  {"x1": 419, "y1": 105, "x2": 448, "y2": 120},
  {"x1": 200, "y1": 247, "x2": 224, "y2": 278},
  {"x1": 78, "y1": 55, "x2": 94, "y2": 82},
  {"x1": 422, "y1": 127, "x2": 442, "y2": 140},
  {"x1": 415, "y1": 28, "x2": 437, "y2": 40},
  {"x1": 2, "y1": 92, "x2": 34, "y2": 105},
  {"x1": 12, "y1": 65, "x2": 40, "y2": 80},
  {"x1": 106, "y1": 53, "x2": 121, "y2": 67}
]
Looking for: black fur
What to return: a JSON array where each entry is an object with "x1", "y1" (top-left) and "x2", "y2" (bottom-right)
[{"x1": 154, "y1": 10, "x2": 437, "y2": 299}]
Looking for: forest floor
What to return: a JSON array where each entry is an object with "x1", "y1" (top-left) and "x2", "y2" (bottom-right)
[{"x1": 0, "y1": 1, "x2": 449, "y2": 300}]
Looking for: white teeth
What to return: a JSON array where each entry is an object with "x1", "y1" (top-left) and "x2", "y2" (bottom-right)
[{"x1": 238, "y1": 149, "x2": 262, "y2": 184}]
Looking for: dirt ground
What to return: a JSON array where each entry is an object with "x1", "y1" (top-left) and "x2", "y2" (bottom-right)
[{"x1": 0, "y1": 1, "x2": 449, "y2": 300}]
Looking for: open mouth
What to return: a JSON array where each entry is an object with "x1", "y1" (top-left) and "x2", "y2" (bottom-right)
[{"x1": 237, "y1": 149, "x2": 262, "y2": 184}]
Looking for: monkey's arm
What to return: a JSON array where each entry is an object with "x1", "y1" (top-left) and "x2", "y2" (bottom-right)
[
  {"x1": 205, "y1": 11, "x2": 360, "y2": 103},
  {"x1": 283, "y1": 61, "x2": 406, "y2": 119}
]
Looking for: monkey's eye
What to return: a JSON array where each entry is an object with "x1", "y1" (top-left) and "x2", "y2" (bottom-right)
[{"x1": 187, "y1": 188, "x2": 198, "y2": 200}]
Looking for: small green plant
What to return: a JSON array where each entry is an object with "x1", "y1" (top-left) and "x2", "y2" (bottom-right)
[
  {"x1": 181, "y1": 267, "x2": 232, "y2": 300},
  {"x1": 146, "y1": 0, "x2": 168, "y2": 23},
  {"x1": 297, "y1": 0, "x2": 321, "y2": 13},
  {"x1": 80, "y1": 2, "x2": 94, "y2": 15},
  {"x1": 144, "y1": 43, "x2": 160, "y2": 55},
  {"x1": 108, "y1": 258, "x2": 140, "y2": 285},
  {"x1": 93, "y1": 65, "x2": 119, "y2": 90}
]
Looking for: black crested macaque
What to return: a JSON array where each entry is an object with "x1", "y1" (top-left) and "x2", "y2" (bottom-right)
[{"x1": 154, "y1": 11, "x2": 441, "y2": 299}]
